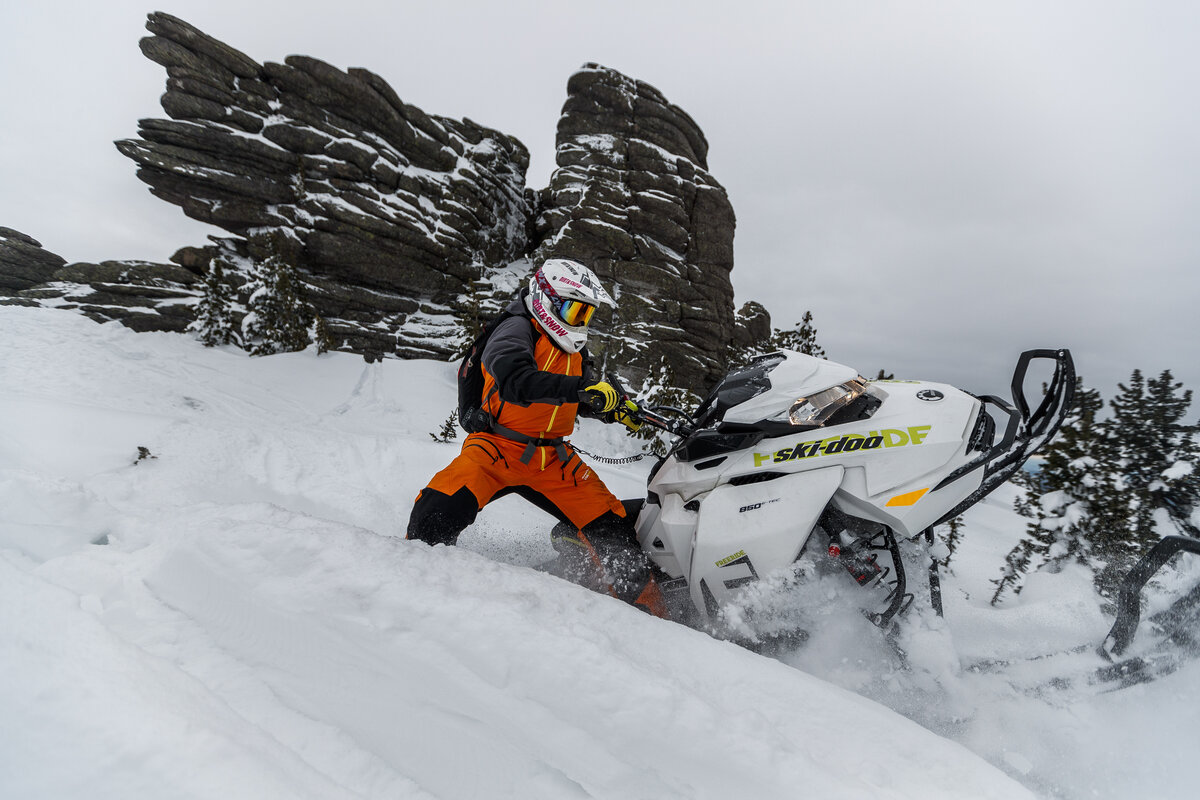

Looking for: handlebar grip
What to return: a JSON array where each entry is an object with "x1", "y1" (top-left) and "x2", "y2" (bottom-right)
[{"x1": 604, "y1": 372, "x2": 688, "y2": 435}]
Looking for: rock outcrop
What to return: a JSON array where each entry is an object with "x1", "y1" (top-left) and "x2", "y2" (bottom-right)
[
  {"x1": 3, "y1": 14, "x2": 771, "y2": 393},
  {"x1": 534, "y1": 65, "x2": 739, "y2": 392},
  {"x1": 0, "y1": 228, "x2": 67, "y2": 292},
  {"x1": 115, "y1": 11, "x2": 532, "y2": 358},
  {"x1": 0, "y1": 228, "x2": 201, "y2": 330}
]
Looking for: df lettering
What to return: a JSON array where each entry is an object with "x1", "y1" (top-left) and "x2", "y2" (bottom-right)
[
  {"x1": 752, "y1": 425, "x2": 931, "y2": 468},
  {"x1": 878, "y1": 426, "x2": 931, "y2": 447}
]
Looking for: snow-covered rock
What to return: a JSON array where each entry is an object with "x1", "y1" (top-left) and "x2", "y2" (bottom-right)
[
  {"x1": 2, "y1": 14, "x2": 765, "y2": 386},
  {"x1": 535, "y1": 64, "x2": 741, "y2": 393}
]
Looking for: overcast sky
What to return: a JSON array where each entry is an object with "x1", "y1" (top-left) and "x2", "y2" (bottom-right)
[{"x1": 3, "y1": 1, "x2": 1198, "y2": 402}]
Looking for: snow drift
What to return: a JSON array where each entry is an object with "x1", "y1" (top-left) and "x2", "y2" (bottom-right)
[{"x1": 2, "y1": 305, "x2": 1196, "y2": 799}]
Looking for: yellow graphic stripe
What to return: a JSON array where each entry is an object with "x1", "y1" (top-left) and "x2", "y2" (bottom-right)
[{"x1": 539, "y1": 349, "x2": 562, "y2": 470}]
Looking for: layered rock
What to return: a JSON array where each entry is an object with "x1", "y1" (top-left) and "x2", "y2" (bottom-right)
[
  {"x1": 534, "y1": 65, "x2": 739, "y2": 393},
  {"x1": 0, "y1": 228, "x2": 67, "y2": 293},
  {"x1": 0, "y1": 228, "x2": 201, "y2": 330},
  {"x1": 114, "y1": 11, "x2": 532, "y2": 358},
  {"x1": 5, "y1": 15, "x2": 771, "y2": 390}
]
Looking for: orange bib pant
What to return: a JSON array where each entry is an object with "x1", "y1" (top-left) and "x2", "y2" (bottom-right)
[
  {"x1": 407, "y1": 433, "x2": 665, "y2": 615},
  {"x1": 413, "y1": 432, "x2": 625, "y2": 537}
]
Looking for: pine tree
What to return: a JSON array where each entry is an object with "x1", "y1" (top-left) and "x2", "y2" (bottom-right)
[
  {"x1": 241, "y1": 251, "x2": 313, "y2": 356},
  {"x1": 994, "y1": 369, "x2": 1199, "y2": 602},
  {"x1": 1114, "y1": 370, "x2": 1198, "y2": 534},
  {"x1": 309, "y1": 313, "x2": 334, "y2": 355},
  {"x1": 634, "y1": 356, "x2": 701, "y2": 457},
  {"x1": 991, "y1": 379, "x2": 1108, "y2": 603},
  {"x1": 1009, "y1": 465, "x2": 1039, "y2": 517},
  {"x1": 729, "y1": 308, "x2": 826, "y2": 368},
  {"x1": 453, "y1": 272, "x2": 490, "y2": 354},
  {"x1": 430, "y1": 411, "x2": 459, "y2": 443},
  {"x1": 1091, "y1": 369, "x2": 1199, "y2": 595},
  {"x1": 990, "y1": 537, "x2": 1042, "y2": 604},
  {"x1": 770, "y1": 311, "x2": 826, "y2": 358},
  {"x1": 189, "y1": 254, "x2": 238, "y2": 347},
  {"x1": 938, "y1": 514, "x2": 965, "y2": 570},
  {"x1": 1036, "y1": 382, "x2": 1110, "y2": 570}
]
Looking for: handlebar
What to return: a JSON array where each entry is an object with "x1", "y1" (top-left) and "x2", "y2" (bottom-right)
[{"x1": 607, "y1": 373, "x2": 696, "y2": 439}]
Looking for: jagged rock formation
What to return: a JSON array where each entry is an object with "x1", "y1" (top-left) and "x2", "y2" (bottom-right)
[
  {"x1": 534, "y1": 65, "x2": 740, "y2": 392},
  {"x1": 115, "y1": 11, "x2": 532, "y2": 359},
  {"x1": 3, "y1": 14, "x2": 772, "y2": 392}
]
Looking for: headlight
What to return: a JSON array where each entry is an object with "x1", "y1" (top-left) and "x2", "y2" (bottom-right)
[{"x1": 781, "y1": 378, "x2": 867, "y2": 427}]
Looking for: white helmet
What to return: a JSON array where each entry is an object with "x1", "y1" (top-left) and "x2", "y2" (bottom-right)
[{"x1": 524, "y1": 258, "x2": 615, "y2": 353}]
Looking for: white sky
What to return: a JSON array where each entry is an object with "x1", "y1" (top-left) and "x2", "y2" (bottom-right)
[{"x1": 2, "y1": 0, "x2": 1198, "y2": 401}]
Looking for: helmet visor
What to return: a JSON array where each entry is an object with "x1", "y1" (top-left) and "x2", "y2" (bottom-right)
[{"x1": 558, "y1": 298, "x2": 597, "y2": 327}]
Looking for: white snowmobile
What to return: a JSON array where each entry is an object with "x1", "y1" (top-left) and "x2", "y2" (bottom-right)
[
  {"x1": 614, "y1": 349, "x2": 1074, "y2": 639},
  {"x1": 608, "y1": 348, "x2": 1200, "y2": 686}
]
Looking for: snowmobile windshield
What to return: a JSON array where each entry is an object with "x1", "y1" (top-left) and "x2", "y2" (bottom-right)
[
  {"x1": 693, "y1": 353, "x2": 786, "y2": 427},
  {"x1": 783, "y1": 378, "x2": 868, "y2": 427}
]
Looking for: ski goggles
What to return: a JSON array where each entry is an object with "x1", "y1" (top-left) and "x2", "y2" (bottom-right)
[{"x1": 558, "y1": 298, "x2": 597, "y2": 327}]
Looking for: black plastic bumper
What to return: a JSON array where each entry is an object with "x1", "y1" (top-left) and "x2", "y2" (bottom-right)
[{"x1": 930, "y1": 348, "x2": 1075, "y2": 527}]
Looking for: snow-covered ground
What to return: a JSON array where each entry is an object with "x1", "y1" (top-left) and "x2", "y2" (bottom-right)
[{"x1": 2, "y1": 305, "x2": 1196, "y2": 799}]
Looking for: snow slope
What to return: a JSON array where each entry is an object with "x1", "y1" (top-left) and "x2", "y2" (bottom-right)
[{"x1": 1, "y1": 305, "x2": 1195, "y2": 799}]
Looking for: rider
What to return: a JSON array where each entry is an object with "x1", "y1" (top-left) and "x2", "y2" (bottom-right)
[{"x1": 407, "y1": 258, "x2": 667, "y2": 616}]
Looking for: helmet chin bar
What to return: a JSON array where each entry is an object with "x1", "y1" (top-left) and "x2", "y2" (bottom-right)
[{"x1": 528, "y1": 291, "x2": 588, "y2": 353}]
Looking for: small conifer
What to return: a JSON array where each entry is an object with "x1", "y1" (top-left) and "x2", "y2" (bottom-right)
[
  {"x1": 189, "y1": 254, "x2": 238, "y2": 347},
  {"x1": 241, "y1": 250, "x2": 312, "y2": 356},
  {"x1": 770, "y1": 311, "x2": 826, "y2": 359}
]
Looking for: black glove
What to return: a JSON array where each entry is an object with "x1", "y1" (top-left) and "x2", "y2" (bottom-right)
[{"x1": 579, "y1": 381, "x2": 619, "y2": 413}]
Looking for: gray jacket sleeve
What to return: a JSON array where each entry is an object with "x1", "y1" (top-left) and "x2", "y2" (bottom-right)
[{"x1": 482, "y1": 316, "x2": 588, "y2": 406}]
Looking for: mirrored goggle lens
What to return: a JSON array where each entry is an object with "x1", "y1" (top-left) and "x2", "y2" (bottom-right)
[{"x1": 558, "y1": 299, "x2": 597, "y2": 327}]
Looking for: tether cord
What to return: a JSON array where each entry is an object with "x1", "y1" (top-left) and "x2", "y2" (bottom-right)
[{"x1": 569, "y1": 443, "x2": 646, "y2": 465}]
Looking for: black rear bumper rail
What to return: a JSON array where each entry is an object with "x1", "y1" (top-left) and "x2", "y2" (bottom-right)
[{"x1": 930, "y1": 348, "x2": 1075, "y2": 528}]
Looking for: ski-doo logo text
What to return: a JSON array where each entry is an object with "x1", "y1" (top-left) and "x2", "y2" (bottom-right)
[{"x1": 752, "y1": 426, "x2": 932, "y2": 468}]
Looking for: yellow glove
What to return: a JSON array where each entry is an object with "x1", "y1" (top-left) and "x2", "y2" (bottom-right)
[
  {"x1": 609, "y1": 399, "x2": 643, "y2": 432},
  {"x1": 579, "y1": 381, "x2": 619, "y2": 413}
]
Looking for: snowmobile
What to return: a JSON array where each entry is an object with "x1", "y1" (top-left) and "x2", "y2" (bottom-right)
[
  {"x1": 610, "y1": 348, "x2": 1076, "y2": 640},
  {"x1": 606, "y1": 347, "x2": 1200, "y2": 686}
]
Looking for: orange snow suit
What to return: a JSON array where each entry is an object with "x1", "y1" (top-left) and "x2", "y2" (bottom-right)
[
  {"x1": 418, "y1": 315, "x2": 625, "y2": 529},
  {"x1": 407, "y1": 299, "x2": 664, "y2": 617}
]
